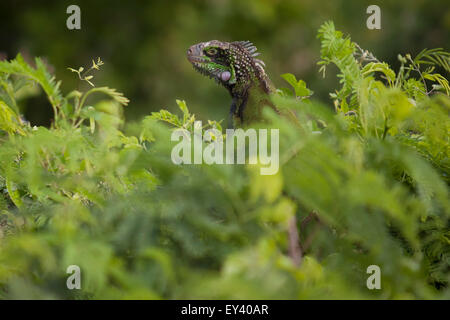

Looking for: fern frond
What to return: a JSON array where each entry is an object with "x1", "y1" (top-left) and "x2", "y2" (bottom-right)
[
  {"x1": 317, "y1": 21, "x2": 362, "y2": 106},
  {"x1": 414, "y1": 48, "x2": 450, "y2": 73},
  {"x1": 0, "y1": 54, "x2": 64, "y2": 113}
]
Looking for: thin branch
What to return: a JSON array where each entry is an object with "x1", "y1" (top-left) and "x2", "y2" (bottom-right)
[{"x1": 288, "y1": 215, "x2": 302, "y2": 267}]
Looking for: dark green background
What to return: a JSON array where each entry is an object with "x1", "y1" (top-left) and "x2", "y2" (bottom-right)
[{"x1": 1, "y1": 0, "x2": 448, "y2": 125}]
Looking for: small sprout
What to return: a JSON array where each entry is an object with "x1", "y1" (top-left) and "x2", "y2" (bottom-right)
[
  {"x1": 398, "y1": 54, "x2": 407, "y2": 64},
  {"x1": 68, "y1": 57, "x2": 104, "y2": 87},
  {"x1": 91, "y1": 58, "x2": 104, "y2": 70}
]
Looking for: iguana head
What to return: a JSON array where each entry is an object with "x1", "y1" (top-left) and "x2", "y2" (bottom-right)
[
  {"x1": 187, "y1": 40, "x2": 276, "y2": 127},
  {"x1": 187, "y1": 40, "x2": 269, "y2": 91}
]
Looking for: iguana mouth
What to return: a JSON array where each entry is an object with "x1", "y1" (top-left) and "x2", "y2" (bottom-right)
[{"x1": 187, "y1": 55, "x2": 207, "y2": 64}]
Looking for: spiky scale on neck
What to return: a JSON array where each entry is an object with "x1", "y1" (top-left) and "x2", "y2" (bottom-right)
[{"x1": 187, "y1": 40, "x2": 277, "y2": 127}]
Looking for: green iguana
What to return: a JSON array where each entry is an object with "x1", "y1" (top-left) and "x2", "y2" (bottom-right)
[
  {"x1": 187, "y1": 40, "x2": 279, "y2": 128},
  {"x1": 187, "y1": 40, "x2": 303, "y2": 266}
]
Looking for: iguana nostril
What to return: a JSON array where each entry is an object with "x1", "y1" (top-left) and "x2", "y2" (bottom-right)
[{"x1": 187, "y1": 45, "x2": 198, "y2": 56}]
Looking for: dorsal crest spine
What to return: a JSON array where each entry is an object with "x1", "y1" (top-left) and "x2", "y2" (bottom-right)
[{"x1": 233, "y1": 40, "x2": 261, "y2": 57}]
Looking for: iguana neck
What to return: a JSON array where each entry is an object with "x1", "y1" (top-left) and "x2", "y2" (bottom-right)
[{"x1": 227, "y1": 66, "x2": 276, "y2": 128}]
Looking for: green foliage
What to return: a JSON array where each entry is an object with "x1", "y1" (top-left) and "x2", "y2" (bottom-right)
[
  {"x1": 4, "y1": 0, "x2": 448, "y2": 125},
  {"x1": 0, "y1": 22, "x2": 448, "y2": 299},
  {"x1": 279, "y1": 73, "x2": 313, "y2": 99}
]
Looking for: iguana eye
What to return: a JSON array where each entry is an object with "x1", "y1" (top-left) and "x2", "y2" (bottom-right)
[{"x1": 205, "y1": 48, "x2": 218, "y2": 56}]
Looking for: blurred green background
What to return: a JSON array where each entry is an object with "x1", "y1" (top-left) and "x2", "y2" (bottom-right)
[{"x1": 1, "y1": 0, "x2": 449, "y2": 125}]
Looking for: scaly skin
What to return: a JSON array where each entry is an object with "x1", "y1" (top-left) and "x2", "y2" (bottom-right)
[
  {"x1": 187, "y1": 40, "x2": 278, "y2": 128},
  {"x1": 187, "y1": 40, "x2": 302, "y2": 266}
]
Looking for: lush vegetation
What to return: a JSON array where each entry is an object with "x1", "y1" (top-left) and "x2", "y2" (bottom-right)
[
  {"x1": 0, "y1": 22, "x2": 448, "y2": 299},
  {"x1": 2, "y1": 0, "x2": 449, "y2": 124}
]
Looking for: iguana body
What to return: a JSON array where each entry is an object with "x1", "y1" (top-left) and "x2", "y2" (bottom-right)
[
  {"x1": 187, "y1": 40, "x2": 303, "y2": 266},
  {"x1": 187, "y1": 40, "x2": 278, "y2": 127}
]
